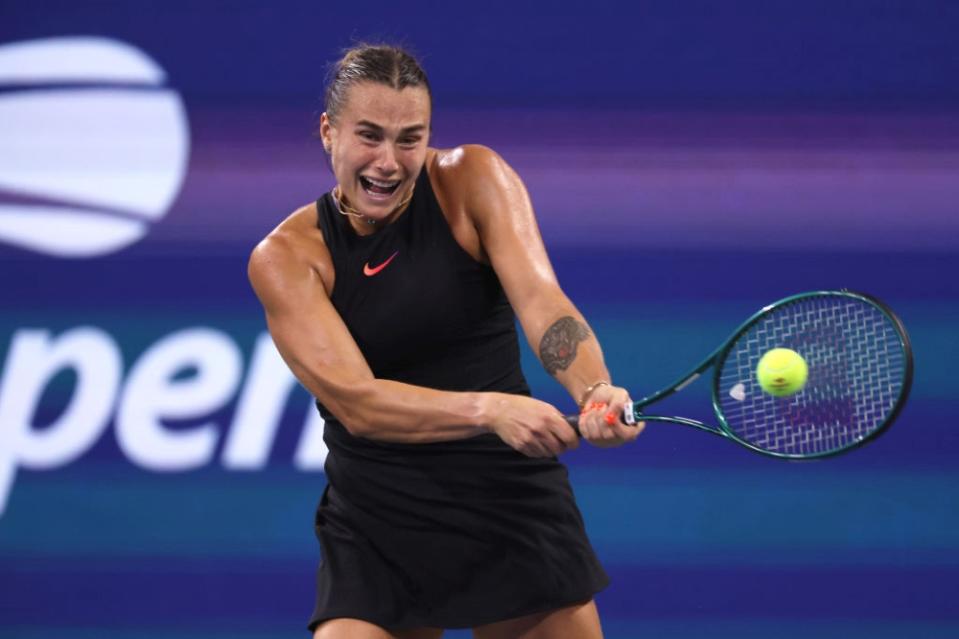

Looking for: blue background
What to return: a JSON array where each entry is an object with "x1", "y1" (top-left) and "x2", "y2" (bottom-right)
[{"x1": 2, "y1": 2, "x2": 958, "y2": 638}]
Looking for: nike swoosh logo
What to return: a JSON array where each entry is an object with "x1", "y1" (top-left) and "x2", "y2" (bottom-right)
[{"x1": 363, "y1": 250, "x2": 399, "y2": 276}]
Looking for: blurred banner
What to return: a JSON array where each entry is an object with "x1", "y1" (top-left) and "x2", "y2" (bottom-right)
[{"x1": 1, "y1": 3, "x2": 958, "y2": 638}]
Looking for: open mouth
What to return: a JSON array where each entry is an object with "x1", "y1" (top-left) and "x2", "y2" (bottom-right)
[{"x1": 359, "y1": 176, "x2": 401, "y2": 198}]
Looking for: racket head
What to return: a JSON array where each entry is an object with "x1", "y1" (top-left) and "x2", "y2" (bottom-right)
[{"x1": 711, "y1": 291, "x2": 913, "y2": 459}]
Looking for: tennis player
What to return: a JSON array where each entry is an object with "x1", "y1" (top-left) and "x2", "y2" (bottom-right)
[{"x1": 248, "y1": 43, "x2": 644, "y2": 639}]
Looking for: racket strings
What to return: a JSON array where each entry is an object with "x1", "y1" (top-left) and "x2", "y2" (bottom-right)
[{"x1": 717, "y1": 295, "x2": 907, "y2": 456}]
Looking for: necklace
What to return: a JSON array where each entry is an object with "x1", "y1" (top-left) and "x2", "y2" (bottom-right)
[{"x1": 332, "y1": 185, "x2": 415, "y2": 227}]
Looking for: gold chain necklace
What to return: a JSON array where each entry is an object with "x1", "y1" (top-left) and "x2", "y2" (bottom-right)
[{"x1": 332, "y1": 184, "x2": 415, "y2": 226}]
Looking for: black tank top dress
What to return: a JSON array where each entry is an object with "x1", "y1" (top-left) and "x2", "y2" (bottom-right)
[{"x1": 307, "y1": 168, "x2": 608, "y2": 632}]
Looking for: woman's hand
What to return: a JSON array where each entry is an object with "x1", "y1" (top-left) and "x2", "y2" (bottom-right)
[
  {"x1": 577, "y1": 384, "x2": 645, "y2": 448},
  {"x1": 483, "y1": 393, "x2": 580, "y2": 458}
]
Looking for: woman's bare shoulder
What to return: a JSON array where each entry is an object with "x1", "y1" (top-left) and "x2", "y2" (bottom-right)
[
  {"x1": 248, "y1": 202, "x2": 334, "y2": 298},
  {"x1": 427, "y1": 144, "x2": 513, "y2": 213},
  {"x1": 429, "y1": 144, "x2": 504, "y2": 180}
]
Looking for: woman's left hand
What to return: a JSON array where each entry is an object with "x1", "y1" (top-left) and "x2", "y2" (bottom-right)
[{"x1": 577, "y1": 384, "x2": 645, "y2": 448}]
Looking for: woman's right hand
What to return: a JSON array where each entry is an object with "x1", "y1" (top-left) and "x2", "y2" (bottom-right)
[{"x1": 482, "y1": 393, "x2": 579, "y2": 458}]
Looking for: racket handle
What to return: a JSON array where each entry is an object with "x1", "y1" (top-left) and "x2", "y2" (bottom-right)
[{"x1": 564, "y1": 402, "x2": 638, "y2": 435}]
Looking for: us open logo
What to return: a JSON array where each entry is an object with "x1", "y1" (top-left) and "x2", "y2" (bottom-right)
[
  {"x1": 0, "y1": 36, "x2": 189, "y2": 257},
  {"x1": 0, "y1": 38, "x2": 326, "y2": 521}
]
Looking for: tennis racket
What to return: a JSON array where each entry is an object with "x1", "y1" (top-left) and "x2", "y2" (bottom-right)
[{"x1": 566, "y1": 290, "x2": 913, "y2": 459}]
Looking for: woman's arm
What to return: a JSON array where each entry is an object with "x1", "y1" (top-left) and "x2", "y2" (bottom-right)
[{"x1": 458, "y1": 145, "x2": 643, "y2": 446}]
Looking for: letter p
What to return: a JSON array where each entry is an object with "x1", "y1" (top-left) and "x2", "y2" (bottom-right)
[{"x1": 0, "y1": 328, "x2": 121, "y2": 516}]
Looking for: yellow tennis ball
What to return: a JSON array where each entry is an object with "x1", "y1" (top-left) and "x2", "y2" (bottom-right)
[{"x1": 756, "y1": 348, "x2": 808, "y2": 397}]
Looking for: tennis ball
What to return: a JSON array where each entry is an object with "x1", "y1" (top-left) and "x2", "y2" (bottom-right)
[{"x1": 756, "y1": 348, "x2": 808, "y2": 397}]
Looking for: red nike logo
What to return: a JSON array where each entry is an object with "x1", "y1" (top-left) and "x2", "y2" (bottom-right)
[{"x1": 363, "y1": 250, "x2": 399, "y2": 276}]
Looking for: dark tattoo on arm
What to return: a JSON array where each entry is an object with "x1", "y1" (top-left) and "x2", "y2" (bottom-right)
[{"x1": 539, "y1": 316, "x2": 591, "y2": 376}]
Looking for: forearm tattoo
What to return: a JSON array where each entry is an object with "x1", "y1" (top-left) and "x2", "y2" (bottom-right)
[{"x1": 539, "y1": 316, "x2": 591, "y2": 376}]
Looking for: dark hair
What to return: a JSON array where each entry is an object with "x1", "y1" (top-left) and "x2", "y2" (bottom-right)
[{"x1": 325, "y1": 44, "x2": 432, "y2": 123}]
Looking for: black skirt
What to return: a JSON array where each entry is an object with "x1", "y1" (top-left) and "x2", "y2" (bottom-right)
[{"x1": 307, "y1": 425, "x2": 609, "y2": 631}]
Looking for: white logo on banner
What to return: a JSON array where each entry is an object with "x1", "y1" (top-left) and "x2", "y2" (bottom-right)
[
  {"x1": 0, "y1": 328, "x2": 328, "y2": 515},
  {"x1": 0, "y1": 36, "x2": 189, "y2": 257}
]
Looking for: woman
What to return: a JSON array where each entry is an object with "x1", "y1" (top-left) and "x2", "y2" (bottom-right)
[{"x1": 248, "y1": 44, "x2": 644, "y2": 639}]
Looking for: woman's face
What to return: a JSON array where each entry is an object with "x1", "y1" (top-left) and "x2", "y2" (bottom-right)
[{"x1": 320, "y1": 81, "x2": 431, "y2": 222}]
